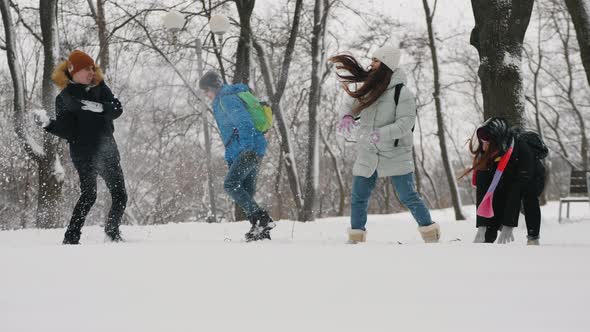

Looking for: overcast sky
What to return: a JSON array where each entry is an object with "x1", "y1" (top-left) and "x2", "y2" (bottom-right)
[
  {"x1": 256, "y1": 0, "x2": 475, "y2": 32},
  {"x1": 359, "y1": 0, "x2": 474, "y2": 28}
]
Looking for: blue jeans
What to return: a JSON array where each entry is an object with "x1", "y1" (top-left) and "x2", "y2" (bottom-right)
[
  {"x1": 351, "y1": 171, "x2": 432, "y2": 230},
  {"x1": 224, "y1": 151, "x2": 261, "y2": 218}
]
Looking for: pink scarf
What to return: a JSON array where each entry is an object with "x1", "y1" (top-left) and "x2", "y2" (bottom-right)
[{"x1": 476, "y1": 138, "x2": 515, "y2": 218}]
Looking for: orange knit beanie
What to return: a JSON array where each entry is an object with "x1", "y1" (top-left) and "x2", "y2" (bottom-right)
[{"x1": 68, "y1": 50, "x2": 95, "y2": 75}]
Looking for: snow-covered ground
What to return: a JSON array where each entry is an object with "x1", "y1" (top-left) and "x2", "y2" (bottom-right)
[{"x1": 1, "y1": 201, "x2": 589, "y2": 332}]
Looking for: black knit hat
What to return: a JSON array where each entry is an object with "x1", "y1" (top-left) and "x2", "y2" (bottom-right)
[
  {"x1": 199, "y1": 71, "x2": 223, "y2": 90},
  {"x1": 477, "y1": 117, "x2": 513, "y2": 153}
]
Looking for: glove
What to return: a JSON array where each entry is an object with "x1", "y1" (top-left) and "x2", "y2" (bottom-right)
[
  {"x1": 497, "y1": 226, "x2": 515, "y2": 244},
  {"x1": 337, "y1": 115, "x2": 357, "y2": 136},
  {"x1": 81, "y1": 100, "x2": 104, "y2": 113},
  {"x1": 473, "y1": 226, "x2": 486, "y2": 243},
  {"x1": 32, "y1": 109, "x2": 51, "y2": 128}
]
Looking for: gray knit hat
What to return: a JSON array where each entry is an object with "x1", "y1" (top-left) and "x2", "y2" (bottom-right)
[{"x1": 199, "y1": 71, "x2": 223, "y2": 90}]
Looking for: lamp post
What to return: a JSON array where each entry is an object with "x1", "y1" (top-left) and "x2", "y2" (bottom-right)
[{"x1": 162, "y1": 11, "x2": 230, "y2": 223}]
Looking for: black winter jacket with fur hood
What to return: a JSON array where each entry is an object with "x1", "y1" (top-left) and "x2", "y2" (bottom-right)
[{"x1": 44, "y1": 62, "x2": 123, "y2": 160}]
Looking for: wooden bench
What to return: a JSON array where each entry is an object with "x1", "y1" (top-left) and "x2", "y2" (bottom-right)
[{"x1": 559, "y1": 169, "x2": 590, "y2": 222}]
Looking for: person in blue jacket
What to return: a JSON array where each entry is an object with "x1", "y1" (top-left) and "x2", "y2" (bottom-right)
[{"x1": 199, "y1": 71, "x2": 274, "y2": 241}]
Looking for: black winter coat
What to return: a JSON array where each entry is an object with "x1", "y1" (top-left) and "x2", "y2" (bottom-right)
[
  {"x1": 45, "y1": 80, "x2": 123, "y2": 161},
  {"x1": 475, "y1": 123, "x2": 536, "y2": 230}
]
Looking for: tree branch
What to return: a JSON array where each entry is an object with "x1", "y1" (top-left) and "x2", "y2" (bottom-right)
[
  {"x1": 128, "y1": 10, "x2": 212, "y2": 113},
  {"x1": 86, "y1": 0, "x2": 98, "y2": 21},
  {"x1": 273, "y1": 0, "x2": 304, "y2": 102},
  {"x1": 9, "y1": 0, "x2": 42, "y2": 43},
  {"x1": 431, "y1": 0, "x2": 438, "y2": 19},
  {"x1": 0, "y1": 0, "x2": 42, "y2": 162}
]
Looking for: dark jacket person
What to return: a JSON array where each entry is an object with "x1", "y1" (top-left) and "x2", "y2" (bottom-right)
[{"x1": 35, "y1": 50, "x2": 127, "y2": 245}]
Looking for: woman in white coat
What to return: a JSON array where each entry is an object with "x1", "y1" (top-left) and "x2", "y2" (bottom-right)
[{"x1": 329, "y1": 46, "x2": 440, "y2": 244}]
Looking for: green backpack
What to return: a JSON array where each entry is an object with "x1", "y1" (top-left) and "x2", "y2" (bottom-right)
[{"x1": 236, "y1": 91, "x2": 273, "y2": 133}]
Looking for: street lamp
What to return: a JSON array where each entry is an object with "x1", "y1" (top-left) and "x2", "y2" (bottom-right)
[
  {"x1": 161, "y1": 10, "x2": 184, "y2": 33},
  {"x1": 209, "y1": 14, "x2": 230, "y2": 46},
  {"x1": 162, "y1": 11, "x2": 230, "y2": 223},
  {"x1": 162, "y1": 11, "x2": 230, "y2": 48}
]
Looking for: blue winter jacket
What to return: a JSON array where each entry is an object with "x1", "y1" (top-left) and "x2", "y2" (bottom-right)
[{"x1": 212, "y1": 84, "x2": 267, "y2": 164}]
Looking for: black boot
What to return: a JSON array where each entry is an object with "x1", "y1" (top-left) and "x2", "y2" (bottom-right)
[
  {"x1": 245, "y1": 210, "x2": 275, "y2": 242},
  {"x1": 244, "y1": 214, "x2": 257, "y2": 242},
  {"x1": 527, "y1": 235, "x2": 540, "y2": 246},
  {"x1": 256, "y1": 210, "x2": 275, "y2": 230},
  {"x1": 258, "y1": 229, "x2": 271, "y2": 240},
  {"x1": 63, "y1": 230, "x2": 81, "y2": 245},
  {"x1": 244, "y1": 224, "x2": 261, "y2": 242},
  {"x1": 105, "y1": 230, "x2": 124, "y2": 243}
]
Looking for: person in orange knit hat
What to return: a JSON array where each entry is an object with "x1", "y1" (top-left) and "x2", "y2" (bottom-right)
[{"x1": 33, "y1": 49, "x2": 127, "y2": 245}]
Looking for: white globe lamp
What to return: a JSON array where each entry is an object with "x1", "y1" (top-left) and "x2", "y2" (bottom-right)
[{"x1": 162, "y1": 10, "x2": 185, "y2": 32}]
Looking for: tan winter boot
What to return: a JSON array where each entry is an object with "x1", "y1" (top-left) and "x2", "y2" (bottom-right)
[
  {"x1": 347, "y1": 228, "x2": 367, "y2": 244},
  {"x1": 418, "y1": 223, "x2": 440, "y2": 243}
]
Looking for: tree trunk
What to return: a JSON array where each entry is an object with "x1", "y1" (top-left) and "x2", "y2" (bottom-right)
[
  {"x1": 231, "y1": 0, "x2": 256, "y2": 221},
  {"x1": 96, "y1": 0, "x2": 108, "y2": 71},
  {"x1": 320, "y1": 128, "x2": 345, "y2": 216},
  {"x1": 529, "y1": 7, "x2": 548, "y2": 205},
  {"x1": 422, "y1": 0, "x2": 465, "y2": 220},
  {"x1": 233, "y1": 0, "x2": 255, "y2": 84},
  {"x1": 564, "y1": 43, "x2": 589, "y2": 171},
  {"x1": 551, "y1": 3, "x2": 589, "y2": 171},
  {"x1": 564, "y1": 0, "x2": 590, "y2": 89},
  {"x1": 301, "y1": 0, "x2": 329, "y2": 222},
  {"x1": 196, "y1": 39, "x2": 218, "y2": 223},
  {"x1": 416, "y1": 113, "x2": 441, "y2": 208},
  {"x1": 0, "y1": 1, "x2": 30, "y2": 159},
  {"x1": 36, "y1": 0, "x2": 64, "y2": 228},
  {"x1": 232, "y1": 0, "x2": 255, "y2": 221},
  {"x1": 87, "y1": 0, "x2": 109, "y2": 72},
  {"x1": 1, "y1": 0, "x2": 64, "y2": 229},
  {"x1": 253, "y1": 42, "x2": 303, "y2": 214},
  {"x1": 251, "y1": 0, "x2": 305, "y2": 218},
  {"x1": 412, "y1": 149, "x2": 422, "y2": 195},
  {"x1": 470, "y1": 0, "x2": 534, "y2": 127},
  {"x1": 271, "y1": 150, "x2": 285, "y2": 219}
]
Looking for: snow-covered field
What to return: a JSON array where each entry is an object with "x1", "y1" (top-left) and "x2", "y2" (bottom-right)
[{"x1": 1, "y1": 201, "x2": 589, "y2": 332}]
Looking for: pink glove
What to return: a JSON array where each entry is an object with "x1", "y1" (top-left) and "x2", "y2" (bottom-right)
[{"x1": 337, "y1": 115, "x2": 356, "y2": 136}]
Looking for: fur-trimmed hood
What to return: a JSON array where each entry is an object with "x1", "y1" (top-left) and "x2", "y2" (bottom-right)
[{"x1": 51, "y1": 61, "x2": 104, "y2": 90}]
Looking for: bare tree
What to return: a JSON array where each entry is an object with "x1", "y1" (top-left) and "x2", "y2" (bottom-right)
[
  {"x1": 564, "y1": 0, "x2": 590, "y2": 88},
  {"x1": 320, "y1": 127, "x2": 345, "y2": 216},
  {"x1": 524, "y1": 5, "x2": 549, "y2": 204},
  {"x1": 470, "y1": 0, "x2": 535, "y2": 126},
  {"x1": 228, "y1": 0, "x2": 256, "y2": 221},
  {"x1": 36, "y1": 0, "x2": 64, "y2": 228},
  {"x1": 422, "y1": 0, "x2": 465, "y2": 220},
  {"x1": 87, "y1": 0, "x2": 110, "y2": 73},
  {"x1": 0, "y1": 2, "x2": 29, "y2": 160},
  {"x1": 252, "y1": 0, "x2": 305, "y2": 218},
  {"x1": 548, "y1": 1, "x2": 588, "y2": 170},
  {"x1": 1, "y1": 0, "x2": 65, "y2": 228},
  {"x1": 301, "y1": 0, "x2": 331, "y2": 221},
  {"x1": 232, "y1": 0, "x2": 254, "y2": 84}
]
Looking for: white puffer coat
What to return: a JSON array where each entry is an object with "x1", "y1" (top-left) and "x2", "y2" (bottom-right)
[{"x1": 344, "y1": 69, "x2": 417, "y2": 178}]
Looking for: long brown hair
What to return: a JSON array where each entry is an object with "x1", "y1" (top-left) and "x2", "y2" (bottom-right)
[
  {"x1": 329, "y1": 54, "x2": 393, "y2": 115},
  {"x1": 460, "y1": 130, "x2": 500, "y2": 179}
]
